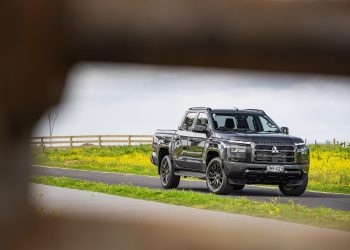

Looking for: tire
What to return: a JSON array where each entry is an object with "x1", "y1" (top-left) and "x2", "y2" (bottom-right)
[
  {"x1": 232, "y1": 184, "x2": 245, "y2": 191},
  {"x1": 206, "y1": 157, "x2": 232, "y2": 195},
  {"x1": 278, "y1": 175, "x2": 308, "y2": 196},
  {"x1": 159, "y1": 155, "x2": 180, "y2": 189}
]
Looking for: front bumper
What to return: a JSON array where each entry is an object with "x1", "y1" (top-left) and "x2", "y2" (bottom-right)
[{"x1": 223, "y1": 161, "x2": 309, "y2": 185}]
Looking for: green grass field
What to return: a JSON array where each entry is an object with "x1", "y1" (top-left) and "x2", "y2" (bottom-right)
[
  {"x1": 32, "y1": 144, "x2": 350, "y2": 193},
  {"x1": 33, "y1": 176, "x2": 350, "y2": 231}
]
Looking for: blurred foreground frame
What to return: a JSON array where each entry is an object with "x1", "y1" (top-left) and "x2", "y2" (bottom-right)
[{"x1": 1, "y1": 0, "x2": 350, "y2": 249}]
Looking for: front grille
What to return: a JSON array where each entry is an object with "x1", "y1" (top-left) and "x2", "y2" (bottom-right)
[{"x1": 253, "y1": 144, "x2": 295, "y2": 164}]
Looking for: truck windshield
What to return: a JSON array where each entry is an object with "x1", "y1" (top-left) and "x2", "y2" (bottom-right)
[{"x1": 211, "y1": 113, "x2": 280, "y2": 133}]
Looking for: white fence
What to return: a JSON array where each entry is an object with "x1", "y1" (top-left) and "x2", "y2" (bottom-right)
[{"x1": 30, "y1": 134, "x2": 153, "y2": 150}]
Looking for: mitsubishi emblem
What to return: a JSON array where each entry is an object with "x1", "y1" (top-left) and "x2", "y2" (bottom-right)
[{"x1": 271, "y1": 145, "x2": 279, "y2": 154}]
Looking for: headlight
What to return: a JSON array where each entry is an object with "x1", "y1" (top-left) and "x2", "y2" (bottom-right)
[
  {"x1": 296, "y1": 143, "x2": 309, "y2": 163},
  {"x1": 296, "y1": 144, "x2": 309, "y2": 154},
  {"x1": 229, "y1": 144, "x2": 247, "y2": 162},
  {"x1": 230, "y1": 145, "x2": 246, "y2": 153}
]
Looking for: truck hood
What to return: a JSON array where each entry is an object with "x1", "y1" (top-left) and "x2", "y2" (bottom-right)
[{"x1": 214, "y1": 132, "x2": 304, "y2": 144}]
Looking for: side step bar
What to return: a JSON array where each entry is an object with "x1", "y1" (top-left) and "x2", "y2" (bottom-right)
[{"x1": 174, "y1": 170, "x2": 206, "y2": 179}]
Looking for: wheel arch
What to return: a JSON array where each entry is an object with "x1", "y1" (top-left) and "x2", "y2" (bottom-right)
[
  {"x1": 158, "y1": 146, "x2": 170, "y2": 174},
  {"x1": 204, "y1": 140, "x2": 226, "y2": 168},
  {"x1": 205, "y1": 149, "x2": 221, "y2": 167}
]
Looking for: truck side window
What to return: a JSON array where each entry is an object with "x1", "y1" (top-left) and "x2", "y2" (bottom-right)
[
  {"x1": 196, "y1": 113, "x2": 208, "y2": 126},
  {"x1": 246, "y1": 116, "x2": 257, "y2": 131},
  {"x1": 182, "y1": 112, "x2": 197, "y2": 130},
  {"x1": 259, "y1": 116, "x2": 278, "y2": 131}
]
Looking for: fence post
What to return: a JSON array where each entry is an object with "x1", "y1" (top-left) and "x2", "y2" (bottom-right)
[
  {"x1": 40, "y1": 137, "x2": 44, "y2": 152},
  {"x1": 128, "y1": 135, "x2": 131, "y2": 146},
  {"x1": 99, "y1": 135, "x2": 102, "y2": 147},
  {"x1": 333, "y1": 138, "x2": 336, "y2": 147},
  {"x1": 314, "y1": 139, "x2": 316, "y2": 146},
  {"x1": 304, "y1": 139, "x2": 307, "y2": 145},
  {"x1": 70, "y1": 136, "x2": 73, "y2": 148}
]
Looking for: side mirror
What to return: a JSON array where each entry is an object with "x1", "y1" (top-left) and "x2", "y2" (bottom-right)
[
  {"x1": 281, "y1": 126, "x2": 289, "y2": 135},
  {"x1": 193, "y1": 124, "x2": 208, "y2": 133}
]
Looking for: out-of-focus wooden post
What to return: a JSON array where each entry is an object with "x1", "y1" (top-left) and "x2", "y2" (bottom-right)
[
  {"x1": 70, "y1": 136, "x2": 73, "y2": 148},
  {"x1": 314, "y1": 140, "x2": 316, "y2": 146},
  {"x1": 128, "y1": 135, "x2": 131, "y2": 146},
  {"x1": 333, "y1": 138, "x2": 336, "y2": 147},
  {"x1": 99, "y1": 135, "x2": 102, "y2": 147},
  {"x1": 40, "y1": 137, "x2": 44, "y2": 152}
]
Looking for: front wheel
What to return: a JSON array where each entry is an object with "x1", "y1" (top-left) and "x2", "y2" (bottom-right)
[
  {"x1": 160, "y1": 155, "x2": 180, "y2": 189},
  {"x1": 278, "y1": 175, "x2": 308, "y2": 196},
  {"x1": 206, "y1": 157, "x2": 232, "y2": 195}
]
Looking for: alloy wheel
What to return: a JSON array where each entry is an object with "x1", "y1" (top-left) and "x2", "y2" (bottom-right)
[
  {"x1": 160, "y1": 159, "x2": 170, "y2": 185},
  {"x1": 207, "y1": 162, "x2": 224, "y2": 191}
]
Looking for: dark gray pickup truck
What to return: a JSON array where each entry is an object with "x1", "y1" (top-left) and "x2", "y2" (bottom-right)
[{"x1": 151, "y1": 107, "x2": 309, "y2": 196}]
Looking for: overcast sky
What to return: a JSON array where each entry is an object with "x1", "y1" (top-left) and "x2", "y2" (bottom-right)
[{"x1": 33, "y1": 63, "x2": 350, "y2": 142}]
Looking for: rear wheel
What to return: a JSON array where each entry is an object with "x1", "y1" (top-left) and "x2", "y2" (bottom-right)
[
  {"x1": 278, "y1": 175, "x2": 308, "y2": 196},
  {"x1": 206, "y1": 157, "x2": 232, "y2": 195},
  {"x1": 160, "y1": 155, "x2": 180, "y2": 189}
]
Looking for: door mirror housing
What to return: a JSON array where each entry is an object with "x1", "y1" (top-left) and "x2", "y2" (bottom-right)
[
  {"x1": 281, "y1": 126, "x2": 289, "y2": 135},
  {"x1": 193, "y1": 124, "x2": 208, "y2": 133}
]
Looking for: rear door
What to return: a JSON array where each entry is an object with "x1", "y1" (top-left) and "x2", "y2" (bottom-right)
[
  {"x1": 187, "y1": 112, "x2": 209, "y2": 171},
  {"x1": 172, "y1": 112, "x2": 197, "y2": 169}
]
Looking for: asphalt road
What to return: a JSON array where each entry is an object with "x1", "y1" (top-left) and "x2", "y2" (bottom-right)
[{"x1": 32, "y1": 165, "x2": 350, "y2": 211}]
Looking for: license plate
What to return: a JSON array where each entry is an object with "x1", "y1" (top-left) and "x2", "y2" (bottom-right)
[{"x1": 266, "y1": 165, "x2": 284, "y2": 173}]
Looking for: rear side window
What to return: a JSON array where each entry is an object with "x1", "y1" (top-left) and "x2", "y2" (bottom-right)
[
  {"x1": 182, "y1": 112, "x2": 197, "y2": 130},
  {"x1": 195, "y1": 113, "x2": 208, "y2": 126}
]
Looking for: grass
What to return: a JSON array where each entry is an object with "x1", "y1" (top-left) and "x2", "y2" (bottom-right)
[
  {"x1": 33, "y1": 176, "x2": 350, "y2": 231},
  {"x1": 32, "y1": 144, "x2": 350, "y2": 194}
]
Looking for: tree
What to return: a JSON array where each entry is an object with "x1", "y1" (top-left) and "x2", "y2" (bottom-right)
[{"x1": 48, "y1": 111, "x2": 59, "y2": 147}]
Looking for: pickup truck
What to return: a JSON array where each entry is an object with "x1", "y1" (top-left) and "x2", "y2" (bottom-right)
[{"x1": 151, "y1": 107, "x2": 309, "y2": 196}]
